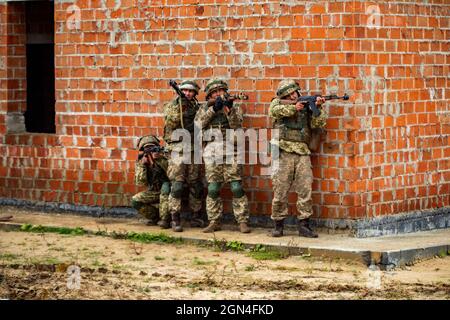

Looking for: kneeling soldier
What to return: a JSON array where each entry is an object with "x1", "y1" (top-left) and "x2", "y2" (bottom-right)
[{"x1": 131, "y1": 135, "x2": 171, "y2": 227}]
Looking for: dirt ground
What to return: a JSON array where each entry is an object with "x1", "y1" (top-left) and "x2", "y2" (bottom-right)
[{"x1": 1, "y1": 229, "x2": 449, "y2": 300}]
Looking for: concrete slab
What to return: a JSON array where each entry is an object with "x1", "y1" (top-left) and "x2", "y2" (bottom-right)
[{"x1": 1, "y1": 208, "x2": 449, "y2": 269}]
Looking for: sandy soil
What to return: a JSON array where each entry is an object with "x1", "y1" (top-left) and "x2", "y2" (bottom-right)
[{"x1": 1, "y1": 230, "x2": 449, "y2": 300}]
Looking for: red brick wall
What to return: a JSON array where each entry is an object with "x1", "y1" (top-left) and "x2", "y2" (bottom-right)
[
  {"x1": 0, "y1": 2, "x2": 27, "y2": 133},
  {"x1": 0, "y1": 0, "x2": 449, "y2": 221}
]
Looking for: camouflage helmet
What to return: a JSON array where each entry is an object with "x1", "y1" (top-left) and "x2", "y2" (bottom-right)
[
  {"x1": 205, "y1": 78, "x2": 228, "y2": 98},
  {"x1": 276, "y1": 80, "x2": 301, "y2": 98},
  {"x1": 179, "y1": 80, "x2": 200, "y2": 94},
  {"x1": 137, "y1": 135, "x2": 160, "y2": 150}
]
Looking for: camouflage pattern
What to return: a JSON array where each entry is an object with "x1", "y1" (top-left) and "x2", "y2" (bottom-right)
[
  {"x1": 269, "y1": 98, "x2": 328, "y2": 156},
  {"x1": 206, "y1": 194, "x2": 249, "y2": 223},
  {"x1": 195, "y1": 88, "x2": 249, "y2": 223},
  {"x1": 137, "y1": 135, "x2": 160, "y2": 150},
  {"x1": 132, "y1": 157, "x2": 170, "y2": 222},
  {"x1": 167, "y1": 153, "x2": 203, "y2": 214},
  {"x1": 163, "y1": 97, "x2": 199, "y2": 146},
  {"x1": 205, "y1": 78, "x2": 229, "y2": 99},
  {"x1": 276, "y1": 79, "x2": 301, "y2": 99},
  {"x1": 163, "y1": 90, "x2": 204, "y2": 216},
  {"x1": 271, "y1": 151, "x2": 313, "y2": 221},
  {"x1": 195, "y1": 101, "x2": 244, "y2": 131},
  {"x1": 204, "y1": 159, "x2": 242, "y2": 183},
  {"x1": 269, "y1": 83, "x2": 328, "y2": 221}
]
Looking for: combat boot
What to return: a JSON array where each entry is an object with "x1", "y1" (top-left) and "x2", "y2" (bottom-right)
[
  {"x1": 146, "y1": 215, "x2": 160, "y2": 226},
  {"x1": 271, "y1": 220, "x2": 284, "y2": 237},
  {"x1": 202, "y1": 220, "x2": 221, "y2": 233},
  {"x1": 171, "y1": 213, "x2": 183, "y2": 232},
  {"x1": 298, "y1": 219, "x2": 318, "y2": 238},
  {"x1": 157, "y1": 216, "x2": 171, "y2": 229},
  {"x1": 239, "y1": 222, "x2": 251, "y2": 233},
  {"x1": 190, "y1": 211, "x2": 206, "y2": 228}
]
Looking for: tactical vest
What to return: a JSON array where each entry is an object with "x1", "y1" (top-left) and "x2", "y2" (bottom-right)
[
  {"x1": 208, "y1": 108, "x2": 230, "y2": 129},
  {"x1": 273, "y1": 108, "x2": 311, "y2": 143},
  {"x1": 165, "y1": 98, "x2": 199, "y2": 143}
]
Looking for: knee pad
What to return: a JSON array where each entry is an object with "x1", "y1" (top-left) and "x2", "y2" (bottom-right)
[
  {"x1": 160, "y1": 181, "x2": 170, "y2": 196},
  {"x1": 193, "y1": 182, "x2": 204, "y2": 199},
  {"x1": 131, "y1": 199, "x2": 143, "y2": 210},
  {"x1": 207, "y1": 182, "x2": 222, "y2": 199},
  {"x1": 230, "y1": 180, "x2": 245, "y2": 198},
  {"x1": 171, "y1": 181, "x2": 184, "y2": 199}
]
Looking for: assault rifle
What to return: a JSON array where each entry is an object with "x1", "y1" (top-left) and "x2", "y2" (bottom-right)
[
  {"x1": 279, "y1": 94, "x2": 350, "y2": 117},
  {"x1": 138, "y1": 145, "x2": 165, "y2": 161},
  {"x1": 206, "y1": 92, "x2": 249, "y2": 108}
]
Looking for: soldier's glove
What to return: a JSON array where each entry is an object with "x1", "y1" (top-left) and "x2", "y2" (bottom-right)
[{"x1": 213, "y1": 96, "x2": 224, "y2": 112}]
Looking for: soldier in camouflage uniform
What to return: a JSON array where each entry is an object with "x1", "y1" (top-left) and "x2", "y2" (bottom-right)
[
  {"x1": 163, "y1": 80, "x2": 205, "y2": 232},
  {"x1": 195, "y1": 78, "x2": 251, "y2": 234},
  {"x1": 131, "y1": 135, "x2": 170, "y2": 227},
  {"x1": 269, "y1": 80, "x2": 327, "y2": 238}
]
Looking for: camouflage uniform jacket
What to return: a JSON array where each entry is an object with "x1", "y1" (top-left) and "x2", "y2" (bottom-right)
[
  {"x1": 163, "y1": 97, "x2": 200, "y2": 153},
  {"x1": 195, "y1": 103, "x2": 243, "y2": 131},
  {"x1": 269, "y1": 98, "x2": 328, "y2": 155},
  {"x1": 135, "y1": 157, "x2": 169, "y2": 192}
]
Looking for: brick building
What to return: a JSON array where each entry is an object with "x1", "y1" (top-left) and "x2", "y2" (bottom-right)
[{"x1": 0, "y1": 0, "x2": 449, "y2": 236}]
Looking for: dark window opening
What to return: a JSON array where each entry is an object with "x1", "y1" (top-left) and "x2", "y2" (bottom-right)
[{"x1": 25, "y1": 1, "x2": 55, "y2": 134}]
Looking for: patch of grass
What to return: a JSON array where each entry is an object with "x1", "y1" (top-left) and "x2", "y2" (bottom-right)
[
  {"x1": 43, "y1": 257, "x2": 62, "y2": 265},
  {"x1": 154, "y1": 256, "x2": 165, "y2": 261},
  {"x1": 20, "y1": 224, "x2": 86, "y2": 236},
  {"x1": 192, "y1": 257, "x2": 216, "y2": 266},
  {"x1": 131, "y1": 257, "x2": 145, "y2": 262},
  {"x1": 185, "y1": 283, "x2": 199, "y2": 289},
  {"x1": 437, "y1": 249, "x2": 448, "y2": 258},
  {"x1": 83, "y1": 250, "x2": 102, "y2": 258},
  {"x1": 226, "y1": 240, "x2": 244, "y2": 252},
  {"x1": 94, "y1": 230, "x2": 108, "y2": 236},
  {"x1": 244, "y1": 264, "x2": 256, "y2": 272},
  {"x1": 248, "y1": 250, "x2": 281, "y2": 260},
  {"x1": 247, "y1": 244, "x2": 287, "y2": 261},
  {"x1": 92, "y1": 259, "x2": 106, "y2": 267},
  {"x1": 273, "y1": 265, "x2": 299, "y2": 272},
  {"x1": 111, "y1": 264, "x2": 126, "y2": 270},
  {"x1": 248, "y1": 250, "x2": 285, "y2": 261},
  {"x1": 126, "y1": 231, "x2": 183, "y2": 244},
  {"x1": 0, "y1": 253, "x2": 21, "y2": 261}
]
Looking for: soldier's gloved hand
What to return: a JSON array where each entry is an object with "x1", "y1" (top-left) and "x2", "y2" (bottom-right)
[{"x1": 213, "y1": 96, "x2": 224, "y2": 112}]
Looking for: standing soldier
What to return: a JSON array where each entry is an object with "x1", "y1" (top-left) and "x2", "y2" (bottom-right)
[
  {"x1": 195, "y1": 78, "x2": 251, "y2": 233},
  {"x1": 269, "y1": 80, "x2": 327, "y2": 238},
  {"x1": 131, "y1": 135, "x2": 170, "y2": 227},
  {"x1": 164, "y1": 80, "x2": 205, "y2": 232}
]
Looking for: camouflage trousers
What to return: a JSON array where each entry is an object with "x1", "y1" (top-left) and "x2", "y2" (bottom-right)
[
  {"x1": 271, "y1": 150, "x2": 313, "y2": 221},
  {"x1": 131, "y1": 190, "x2": 169, "y2": 222},
  {"x1": 205, "y1": 159, "x2": 249, "y2": 223},
  {"x1": 167, "y1": 154, "x2": 203, "y2": 214}
]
